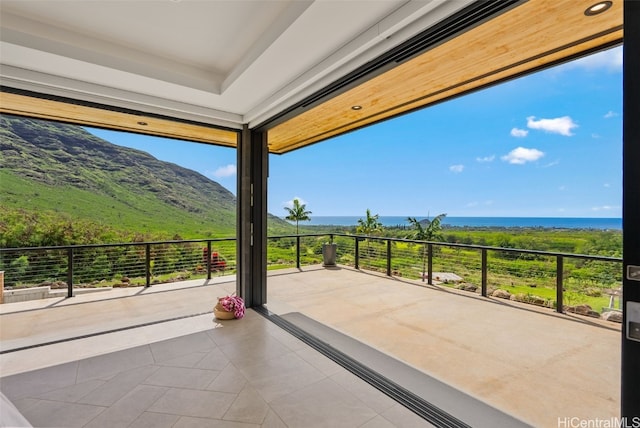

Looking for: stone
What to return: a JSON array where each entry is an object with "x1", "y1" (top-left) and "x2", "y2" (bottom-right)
[
  {"x1": 574, "y1": 304, "x2": 593, "y2": 315},
  {"x1": 565, "y1": 304, "x2": 601, "y2": 318},
  {"x1": 492, "y1": 289, "x2": 511, "y2": 299},
  {"x1": 530, "y1": 296, "x2": 546, "y2": 306},
  {"x1": 458, "y1": 283, "x2": 478, "y2": 292},
  {"x1": 602, "y1": 311, "x2": 623, "y2": 323}
]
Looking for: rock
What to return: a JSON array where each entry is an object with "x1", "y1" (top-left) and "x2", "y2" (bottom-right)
[
  {"x1": 121, "y1": 276, "x2": 130, "y2": 283},
  {"x1": 574, "y1": 304, "x2": 593, "y2": 315},
  {"x1": 492, "y1": 289, "x2": 511, "y2": 299},
  {"x1": 602, "y1": 311, "x2": 623, "y2": 323},
  {"x1": 530, "y1": 296, "x2": 546, "y2": 306},
  {"x1": 587, "y1": 310, "x2": 601, "y2": 318},
  {"x1": 512, "y1": 294, "x2": 547, "y2": 306},
  {"x1": 565, "y1": 304, "x2": 601, "y2": 318},
  {"x1": 458, "y1": 283, "x2": 478, "y2": 292}
]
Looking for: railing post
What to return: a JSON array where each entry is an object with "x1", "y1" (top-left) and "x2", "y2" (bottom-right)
[
  {"x1": 145, "y1": 244, "x2": 151, "y2": 287},
  {"x1": 481, "y1": 249, "x2": 488, "y2": 297},
  {"x1": 355, "y1": 237, "x2": 360, "y2": 269},
  {"x1": 296, "y1": 236, "x2": 301, "y2": 269},
  {"x1": 386, "y1": 239, "x2": 392, "y2": 276},
  {"x1": 556, "y1": 255, "x2": 564, "y2": 313},
  {"x1": 206, "y1": 241, "x2": 212, "y2": 280},
  {"x1": 67, "y1": 247, "x2": 74, "y2": 298},
  {"x1": 427, "y1": 243, "x2": 433, "y2": 285}
]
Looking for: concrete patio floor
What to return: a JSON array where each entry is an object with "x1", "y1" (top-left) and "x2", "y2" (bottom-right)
[
  {"x1": 0, "y1": 265, "x2": 621, "y2": 427},
  {"x1": 265, "y1": 266, "x2": 621, "y2": 427}
]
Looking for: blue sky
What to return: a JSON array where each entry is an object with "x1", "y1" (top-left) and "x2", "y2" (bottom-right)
[{"x1": 87, "y1": 46, "x2": 622, "y2": 218}]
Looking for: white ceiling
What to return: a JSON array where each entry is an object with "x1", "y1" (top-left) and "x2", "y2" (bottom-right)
[{"x1": 0, "y1": 0, "x2": 474, "y2": 129}]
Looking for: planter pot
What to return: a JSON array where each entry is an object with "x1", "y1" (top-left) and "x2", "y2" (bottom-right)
[
  {"x1": 322, "y1": 243, "x2": 337, "y2": 267},
  {"x1": 213, "y1": 302, "x2": 236, "y2": 320}
]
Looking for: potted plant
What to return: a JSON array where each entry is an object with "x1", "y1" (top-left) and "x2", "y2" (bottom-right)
[
  {"x1": 214, "y1": 293, "x2": 245, "y2": 320},
  {"x1": 322, "y1": 236, "x2": 337, "y2": 267}
]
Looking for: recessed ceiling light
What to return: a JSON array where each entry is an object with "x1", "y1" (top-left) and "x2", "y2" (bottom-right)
[
  {"x1": 585, "y1": 1, "x2": 612, "y2": 16},
  {"x1": 351, "y1": 105, "x2": 362, "y2": 111}
]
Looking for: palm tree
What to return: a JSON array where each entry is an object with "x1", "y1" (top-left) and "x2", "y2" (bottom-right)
[
  {"x1": 284, "y1": 198, "x2": 312, "y2": 234},
  {"x1": 356, "y1": 209, "x2": 383, "y2": 256},
  {"x1": 356, "y1": 209, "x2": 382, "y2": 235},
  {"x1": 407, "y1": 213, "x2": 447, "y2": 282}
]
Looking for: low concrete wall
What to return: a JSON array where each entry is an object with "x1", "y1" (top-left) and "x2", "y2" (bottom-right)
[
  {"x1": 2, "y1": 286, "x2": 51, "y2": 303},
  {"x1": 2, "y1": 285, "x2": 113, "y2": 303}
]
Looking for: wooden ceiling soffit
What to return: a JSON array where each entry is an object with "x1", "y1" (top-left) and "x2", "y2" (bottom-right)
[
  {"x1": 267, "y1": 0, "x2": 623, "y2": 154},
  {"x1": 0, "y1": 91, "x2": 238, "y2": 147}
]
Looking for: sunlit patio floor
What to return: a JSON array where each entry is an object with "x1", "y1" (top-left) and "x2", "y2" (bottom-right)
[{"x1": 0, "y1": 265, "x2": 621, "y2": 427}]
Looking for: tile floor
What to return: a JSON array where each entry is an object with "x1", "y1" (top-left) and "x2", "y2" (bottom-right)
[
  {"x1": 0, "y1": 266, "x2": 622, "y2": 427},
  {"x1": 1, "y1": 311, "x2": 435, "y2": 428}
]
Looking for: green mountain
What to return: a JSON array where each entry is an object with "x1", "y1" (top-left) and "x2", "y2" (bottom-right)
[{"x1": 0, "y1": 114, "x2": 289, "y2": 240}]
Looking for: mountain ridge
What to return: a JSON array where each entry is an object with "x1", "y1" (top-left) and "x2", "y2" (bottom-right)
[{"x1": 0, "y1": 114, "x2": 289, "y2": 238}]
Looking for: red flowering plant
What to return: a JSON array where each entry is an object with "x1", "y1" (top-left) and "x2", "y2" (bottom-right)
[{"x1": 215, "y1": 294, "x2": 245, "y2": 319}]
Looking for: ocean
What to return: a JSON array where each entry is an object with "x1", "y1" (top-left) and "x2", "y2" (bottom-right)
[{"x1": 293, "y1": 216, "x2": 622, "y2": 230}]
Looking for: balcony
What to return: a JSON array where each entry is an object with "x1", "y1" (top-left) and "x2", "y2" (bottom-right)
[{"x1": 0, "y1": 243, "x2": 621, "y2": 427}]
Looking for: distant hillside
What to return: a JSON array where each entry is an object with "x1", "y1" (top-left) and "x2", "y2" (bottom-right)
[{"x1": 0, "y1": 114, "x2": 290, "y2": 238}]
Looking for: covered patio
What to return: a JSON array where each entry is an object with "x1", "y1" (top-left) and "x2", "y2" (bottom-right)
[
  {"x1": 1, "y1": 0, "x2": 638, "y2": 423},
  {"x1": 1, "y1": 267, "x2": 619, "y2": 427}
]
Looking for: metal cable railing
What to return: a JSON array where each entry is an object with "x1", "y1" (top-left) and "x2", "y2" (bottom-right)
[{"x1": 1, "y1": 234, "x2": 622, "y2": 313}]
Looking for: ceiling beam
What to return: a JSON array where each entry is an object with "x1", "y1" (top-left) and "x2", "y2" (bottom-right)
[
  {"x1": 0, "y1": 90, "x2": 238, "y2": 147},
  {"x1": 266, "y1": 0, "x2": 623, "y2": 154}
]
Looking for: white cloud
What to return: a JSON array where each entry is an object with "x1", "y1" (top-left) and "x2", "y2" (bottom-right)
[
  {"x1": 591, "y1": 205, "x2": 619, "y2": 211},
  {"x1": 510, "y1": 128, "x2": 528, "y2": 138},
  {"x1": 571, "y1": 47, "x2": 622, "y2": 72},
  {"x1": 527, "y1": 116, "x2": 578, "y2": 136},
  {"x1": 284, "y1": 196, "x2": 307, "y2": 208},
  {"x1": 449, "y1": 164, "x2": 464, "y2": 173},
  {"x1": 476, "y1": 155, "x2": 495, "y2": 163},
  {"x1": 466, "y1": 201, "x2": 479, "y2": 207},
  {"x1": 501, "y1": 147, "x2": 545, "y2": 164},
  {"x1": 543, "y1": 160, "x2": 560, "y2": 168},
  {"x1": 604, "y1": 111, "x2": 618, "y2": 119},
  {"x1": 212, "y1": 164, "x2": 237, "y2": 178},
  {"x1": 551, "y1": 47, "x2": 622, "y2": 76}
]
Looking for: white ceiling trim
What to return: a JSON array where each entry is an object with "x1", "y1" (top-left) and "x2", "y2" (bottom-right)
[
  {"x1": 221, "y1": 0, "x2": 314, "y2": 94},
  {"x1": 0, "y1": 65, "x2": 244, "y2": 130},
  {"x1": 0, "y1": 12, "x2": 222, "y2": 94},
  {"x1": 245, "y1": 0, "x2": 474, "y2": 127},
  {"x1": 0, "y1": 0, "x2": 475, "y2": 131}
]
